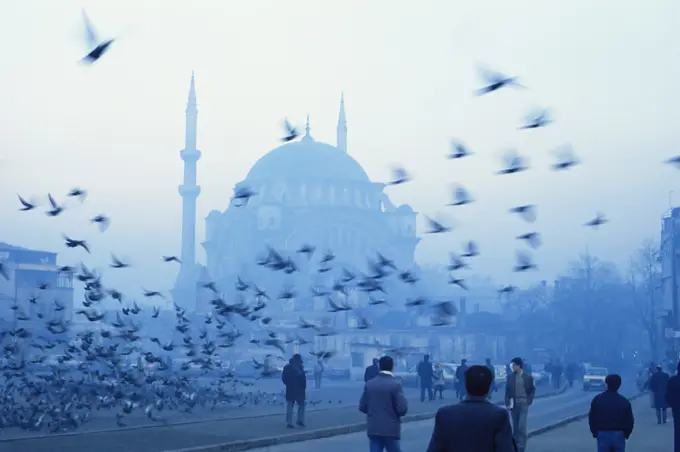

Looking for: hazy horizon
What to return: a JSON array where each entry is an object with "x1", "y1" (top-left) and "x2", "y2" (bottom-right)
[{"x1": 1, "y1": 0, "x2": 679, "y2": 302}]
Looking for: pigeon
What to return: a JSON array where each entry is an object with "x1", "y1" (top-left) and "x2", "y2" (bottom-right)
[
  {"x1": 17, "y1": 194, "x2": 36, "y2": 211},
  {"x1": 63, "y1": 235, "x2": 90, "y2": 253},
  {"x1": 163, "y1": 256, "x2": 182, "y2": 263},
  {"x1": 509, "y1": 205, "x2": 537, "y2": 223},
  {"x1": 585, "y1": 212, "x2": 608, "y2": 228},
  {"x1": 67, "y1": 187, "x2": 88, "y2": 202},
  {"x1": 517, "y1": 232, "x2": 542, "y2": 249},
  {"x1": 281, "y1": 119, "x2": 298, "y2": 142},
  {"x1": 386, "y1": 166, "x2": 410, "y2": 186},
  {"x1": 447, "y1": 141, "x2": 472, "y2": 159},
  {"x1": 46, "y1": 193, "x2": 64, "y2": 217},
  {"x1": 81, "y1": 9, "x2": 116, "y2": 64},
  {"x1": 497, "y1": 151, "x2": 529, "y2": 175},
  {"x1": 475, "y1": 66, "x2": 524, "y2": 95},
  {"x1": 425, "y1": 216, "x2": 451, "y2": 234},
  {"x1": 448, "y1": 185, "x2": 473, "y2": 206},
  {"x1": 232, "y1": 186, "x2": 258, "y2": 207},
  {"x1": 513, "y1": 250, "x2": 537, "y2": 272},
  {"x1": 551, "y1": 144, "x2": 580, "y2": 171},
  {"x1": 519, "y1": 109, "x2": 552, "y2": 130},
  {"x1": 91, "y1": 214, "x2": 110, "y2": 232}
]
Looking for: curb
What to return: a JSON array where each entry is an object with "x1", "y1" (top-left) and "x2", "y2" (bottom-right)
[
  {"x1": 168, "y1": 385, "x2": 569, "y2": 452},
  {"x1": 527, "y1": 392, "x2": 645, "y2": 439}
]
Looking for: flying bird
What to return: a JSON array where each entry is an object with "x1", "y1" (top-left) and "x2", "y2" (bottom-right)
[
  {"x1": 475, "y1": 66, "x2": 524, "y2": 95},
  {"x1": 91, "y1": 214, "x2": 110, "y2": 232},
  {"x1": 424, "y1": 216, "x2": 451, "y2": 234},
  {"x1": 513, "y1": 250, "x2": 536, "y2": 272},
  {"x1": 281, "y1": 119, "x2": 298, "y2": 142},
  {"x1": 516, "y1": 232, "x2": 542, "y2": 249},
  {"x1": 386, "y1": 166, "x2": 410, "y2": 186},
  {"x1": 17, "y1": 194, "x2": 36, "y2": 211},
  {"x1": 585, "y1": 212, "x2": 608, "y2": 228},
  {"x1": 231, "y1": 186, "x2": 258, "y2": 207},
  {"x1": 447, "y1": 141, "x2": 472, "y2": 159},
  {"x1": 46, "y1": 193, "x2": 64, "y2": 217},
  {"x1": 63, "y1": 235, "x2": 90, "y2": 253},
  {"x1": 67, "y1": 187, "x2": 88, "y2": 202},
  {"x1": 81, "y1": 9, "x2": 116, "y2": 64},
  {"x1": 509, "y1": 205, "x2": 536, "y2": 223},
  {"x1": 448, "y1": 185, "x2": 473, "y2": 206},
  {"x1": 518, "y1": 108, "x2": 552, "y2": 130},
  {"x1": 497, "y1": 151, "x2": 528, "y2": 175},
  {"x1": 551, "y1": 144, "x2": 580, "y2": 171},
  {"x1": 163, "y1": 256, "x2": 181, "y2": 264}
]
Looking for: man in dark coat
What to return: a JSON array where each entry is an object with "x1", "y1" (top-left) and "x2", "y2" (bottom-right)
[
  {"x1": 455, "y1": 359, "x2": 469, "y2": 401},
  {"x1": 588, "y1": 374, "x2": 634, "y2": 451},
  {"x1": 427, "y1": 365, "x2": 516, "y2": 452},
  {"x1": 665, "y1": 361, "x2": 680, "y2": 451},
  {"x1": 417, "y1": 354, "x2": 434, "y2": 402},
  {"x1": 650, "y1": 365, "x2": 670, "y2": 424},
  {"x1": 359, "y1": 355, "x2": 408, "y2": 452},
  {"x1": 505, "y1": 357, "x2": 535, "y2": 452},
  {"x1": 364, "y1": 358, "x2": 380, "y2": 382},
  {"x1": 281, "y1": 354, "x2": 306, "y2": 428},
  {"x1": 565, "y1": 362, "x2": 577, "y2": 388}
]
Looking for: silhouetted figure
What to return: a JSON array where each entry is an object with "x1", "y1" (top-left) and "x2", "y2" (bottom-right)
[
  {"x1": 433, "y1": 363, "x2": 445, "y2": 400},
  {"x1": 427, "y1": 365, "x2": 516, "y2": 452},
  {"x1": 418, "y1": 354, "x2": 434, "y2": 402},
  {"x1": 313, "y1": 358, "x2": 324, "y2": 389},
  {"x1": 281, "y1": 354, "x2": 306, "y2": 428},
  {"x1": 588, "y1": 374, "x2": 634, "y2": 451},
  {"x1": 665, "y1": 361, "x2": 680, "y2": 452},
  {"x1": 364, "y1": 358, "x2": 380, "y2": 382},
  {"x1": 456, "y1": 359, "x2": 469, "y2": 400},
  {"x1": 565, "y1": 362, "x2": 577, "y2": 388},
  {"x1": 650, "y1": 365, "x2": 670, "y2": 424},
  {"x1": 359, "y1": 355, "x2": 408, "y2": 452},
  {"x1": 505, "y1": 357, "x2": 535, "y2": 452},
  {"x1": 551, "y1": 360, "x2": 563, "y2": 389}
]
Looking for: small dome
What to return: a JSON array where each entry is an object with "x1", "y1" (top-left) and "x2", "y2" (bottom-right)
[{"x1": 245, "y1": 136, "x2": 370, "y2": 183}]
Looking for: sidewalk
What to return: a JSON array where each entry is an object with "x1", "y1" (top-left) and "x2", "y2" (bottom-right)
[
  {"x1": 529, "y1": 395, "x2": 672, "y2": 451},
  {"x1": 3, "y1": 386, "x2": 559, "y2": 452}
]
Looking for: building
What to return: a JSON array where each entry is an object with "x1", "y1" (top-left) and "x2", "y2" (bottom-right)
[
  {"x1": 661, "y1": 207, "x2": 680, "y2": 354},
  {"x1": 0, "y1": 242, "x2": 74, "y2": 324},
  {"x1": 171, "y1": 74, "x2": 420, "y2": 313}
]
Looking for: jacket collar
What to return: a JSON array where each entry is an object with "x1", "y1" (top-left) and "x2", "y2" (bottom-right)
[
  {"x1": 379, "y1": 371, "x2": 393, "y2": 376},
  {"x1": 462, "y1": 396, "x2": 491, "y2": 403}
]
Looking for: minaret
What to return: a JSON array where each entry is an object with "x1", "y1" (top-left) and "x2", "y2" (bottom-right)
[
  {"x1": 336, "y1": 93, "x2": 347, "y2": 152},
  {"x1": 178, "y1": 72, "x2": 201, "y2": 289}
]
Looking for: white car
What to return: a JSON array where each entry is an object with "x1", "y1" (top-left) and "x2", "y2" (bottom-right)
[{"x1": 583, "y1": 366, "x2": 608, "y2": 391}]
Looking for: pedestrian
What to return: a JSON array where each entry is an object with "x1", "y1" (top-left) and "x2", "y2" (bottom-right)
[
  {"x1": 281, "y1": 354, "x2": 306, "y2": 428},
  {"x1": 313, "y1": 358, "x2": 324, "y2": 389},
  {"x1": 588, "y1": 374, "x2": 634, "y2": 451},
  {"x1": 650, "y1": 365, "x2": 670, "y2": 424},
  {"x1": 426, "y1": 365, "x2": 516, "y2": 452},
  {"x1": 565, "y1": 362, "x2": 576, "y2": 388},
  {"x1": 505, "y1": 357, "x2": 535, "y2": 452},
  {"x1": 418, "y1": 354, "x2": 434, "y2": 402},
  {"x1": 433, "y1": 363, "x2": 445, "y2": 400},
  {"x1": 485, "y1": 358, "x2": 496, "y2": 400},
  {"x1": 664, "y1": 361, "x2": 680, "y2": 452},
  {"x1": 364, "y1": 358, "x2": 380, "y2": 382},
  {"x1": 552, "y1": 360, "x2": 563, "y2": 389},
  {"x1": 359, "y1": 355, "x2": 408, "y2": 452},
  {"x1": 456, "y1": 359, "x2": 469, "y2": 401}
]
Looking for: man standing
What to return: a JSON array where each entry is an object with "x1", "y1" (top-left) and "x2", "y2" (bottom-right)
[
  {"x1": 665, "y1": 362, "x2": 680, "y2": 451},
  {"x1": 456, "y1": 359, "x2": 469, "y2": 401},
  {"x1": 650, "y1": 365, "x2": 670, "y2": 424},
  {"x1": 505, "y1": 357, "x2": 535, "y2": 452},
  {"x1": 281, "y1": 354, "x2": 306, "y2": 428},
  {"x1": 313, "y1": 358, "x2": 324, "y2": 389},
  {"x1": 359, "y1": 355, "x2": 408, "y2": 452},
  {"x1": 588, "y1": 374, "x2": 634, "y2": 451},
  {"x1": 364, "y1": 358, "x2": 380, "y2": 382},
  {"x1": 552, "y1": 360, "x2": 563, "y2": 389},
  {"x1": 565, "y1": 362, "x2": 577, "y2": 388},
  {"x1": 427, "y1": 365, "x2": 516, "y2": 452},
  {"x1": 418, "y1": 354, "x2": 434, "y2": 402}
]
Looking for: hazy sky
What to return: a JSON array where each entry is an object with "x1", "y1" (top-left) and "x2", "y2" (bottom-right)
[{"x1": 1, "y1": 0, "x2": 679, "y2": 299}]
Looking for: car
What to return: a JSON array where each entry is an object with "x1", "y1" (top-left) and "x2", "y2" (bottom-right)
[
  {"x1": 583, "y1": 366, "x2": 608, "y2": 391},
  {"x1": 393, "y1": 365, "x2": 419, "y2": 387}
]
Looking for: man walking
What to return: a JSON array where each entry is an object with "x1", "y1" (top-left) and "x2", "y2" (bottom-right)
[
  {"x1": 650, "y1": 365, "x2": 670, "y2": 424},
  {"x1": 417, "y1": 354, "x2": 434, "y2": 402},
  {"x1": 359, "y1": 355, "x2": 408, "y2": 452},
  {"x1": 427, "y1": 365, "x2": 516, "y2": 452},
  {"x1": 665, "y1": 362, "x2": 680, "y2": 451},
  {"x1": 281, "y1": 354, "x2": 306, "y2": 428},
  {"x1": 364, "y1": 358, "x2": 380, "y2": 382},
  {"x1": 505, "y1": 357, "x2": 535, "y2": 452},
  {"x1": 588, "y1": 374, "x2": 634, "y2": 451}
]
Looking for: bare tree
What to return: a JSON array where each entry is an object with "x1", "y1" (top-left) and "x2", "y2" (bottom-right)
[{"x1": 626, "y1": 239, "x2": 662, "y2": 361}]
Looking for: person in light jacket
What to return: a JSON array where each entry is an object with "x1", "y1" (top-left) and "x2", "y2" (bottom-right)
[
  {"x1": 359, "y1": 355, "x2": 408, "y2": 452},
  {"x1": 433, "y1": 363, "x2": 446, "y2": 400}
]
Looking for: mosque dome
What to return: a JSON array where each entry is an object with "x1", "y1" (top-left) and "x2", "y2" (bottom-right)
[{"x1": 245, "y1": 122, "x2": 369, "y2": 183}]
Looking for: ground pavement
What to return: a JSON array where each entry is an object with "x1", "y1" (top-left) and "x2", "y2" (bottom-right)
[
  {"x1": 529, "y1": 394, "x2": 672, "y2": 451},
  {"x1": 239, "y1": 382, "x2": 637, "y2": 452},
  {"x1": 0, "y1": 383, "x2": 553, "y2": 452}
]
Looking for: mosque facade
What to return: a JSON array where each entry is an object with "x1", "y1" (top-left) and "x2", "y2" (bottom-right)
[{"x1": 171, "y1": 75, "x2": 420, "y2": 315}]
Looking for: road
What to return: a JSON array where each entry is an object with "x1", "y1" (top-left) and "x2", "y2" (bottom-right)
[{"x1": 243, "y1": 382, "x2": 639, "y2": 452}]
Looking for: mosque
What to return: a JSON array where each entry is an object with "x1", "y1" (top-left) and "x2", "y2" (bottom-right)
[{"x1": 171, "y1": 74, "x2": 420, "y2": 315}]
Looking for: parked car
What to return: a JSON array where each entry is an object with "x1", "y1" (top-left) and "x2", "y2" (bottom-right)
[
  {"x1": 393, "y1": 365, "x2": 419, "y2": 387},
  {"x1": 583, "y1": 366, "x2": 608, "y2": 391}
]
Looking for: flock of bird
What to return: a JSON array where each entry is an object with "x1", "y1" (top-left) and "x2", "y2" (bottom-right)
[{"x1": 3, "y1": 7, "x2": 680, "y2": 440}]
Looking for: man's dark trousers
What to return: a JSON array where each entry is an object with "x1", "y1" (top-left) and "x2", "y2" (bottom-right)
[
  {"x1": 420, "y1": 384, "x2": 433, "y2": 402},
  {"x1": 596, "y1": 430, "x2": 626, "y2": 452},
  {"x1": 369, "y1": 436, "x2": 402, "y2": 452}
]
